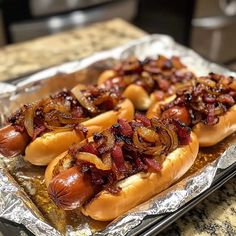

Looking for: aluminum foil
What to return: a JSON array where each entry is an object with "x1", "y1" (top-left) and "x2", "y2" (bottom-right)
[{"x1": 0, "y1": 34, "x2": 236, "y2": 236}]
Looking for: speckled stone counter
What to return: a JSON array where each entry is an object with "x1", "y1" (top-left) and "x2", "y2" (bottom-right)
[
  {"x1": 161, "y1": 177, "x2": 236, "y2": 236},
  {"x1": 0, "y1": 18, "x2": 235, "y2": 235},
  {"x1": 0, "y1": 19, "x2": 145, "y2": 81}
]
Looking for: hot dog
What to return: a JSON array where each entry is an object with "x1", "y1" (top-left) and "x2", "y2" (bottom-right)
[
  {"x1": 0, "y1": 125, "x2": 30, "y2": 157},
  {"x1": 98, "y1": 55, "x2": 196, "y2": 110},
  {"x1": 45, "y1": 115, "x2": 199, "y2": 221},
  {"x1": 0, "y1": 85, "x2": 134, "y2": 165},
  {"x1": 147, "y1": 73, "x2": 236, "y2": 147}
]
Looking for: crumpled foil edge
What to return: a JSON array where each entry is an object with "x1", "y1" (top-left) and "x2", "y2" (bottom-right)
[{"x1": 0, "y1": 167, "x2": 61, "y2": 236}]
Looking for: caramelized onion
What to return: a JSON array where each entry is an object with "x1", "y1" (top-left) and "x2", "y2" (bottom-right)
[
  {"x1": 197, "y1": 77, "x2": 216, "y2": 88},
  {"x1": 58, "y1": 116, "x2": 87, "y2": 124},
  {"x1": 65, "y1": 116, "x2": 190, "y2": 194},
  {"x1": 103, "y1": 130, "x2": 115, "y2": 151},
  {"x1": 122, "y1": 57, "x2": 141, "y2": 72},
  {"x1": 213, "y1": 105, "x2": 226, "y2": 116},
  {"x1": 101, "y1": 153, "x2": 112, "y2": 169},
  {"x1": 229, "y1": 80, "x2": 236, "y2": 90},
  {"x1": 163, "y1": 126, "x2": 178, "y2": 152},
  {"x1": 44, "y1": 124, "x2": 74, "y2": 132},
  {"x1": 93, "y1": 130, "x2": 115, "y2": 154},
  {"x1": 43, "y1": 101, "x2": 69, "y2": 114},
  {"x1": 151, "y1": 119, "x2": 178, "y2": 153},
  {"x1": 143, "y1": 145, "x2": 163, "y2": 156},
  {"x1": 24, "y1": 104, "x2": 37, "y2": 137},
  {"x1": 132, "y1": 130, "x2": 149, "y2": 150},
  {"x1": 93, "y1": 93, "x2": 110, "y2": 105},
  {"x1": 76, "y1": 152, "x2": 111, "y2": 170},
  {"x1": 137, "y1": 127, "x2": 159, "y2": 143},
  {"x1": 71, "y1": 86, "x2": 97, "y2": 113},
  {"x1": 162, "y1": 73, "x2": 236, "y2": 126}
]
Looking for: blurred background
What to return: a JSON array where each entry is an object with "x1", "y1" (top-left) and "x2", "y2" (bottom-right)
[{"x1": 0, "y1": 0, "x2": 235, "y2": 66}]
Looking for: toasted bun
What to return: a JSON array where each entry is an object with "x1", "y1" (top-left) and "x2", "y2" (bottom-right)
[
  {"x1": 24, "y1": 131, "x2": 82, "y2": 166},
  {"x1": 97, "y1": 70, "x2": 117, "y2": 85},
  {"x1": 81, "y1": 132, "x2": 198, "y2": 221},
  {"x1": 98, "y1": 70, "x2": 156, "y2": 110},
  {"x1": 44, "y1": 151, "x2": 68, "y2": 187},
  {"x1": 193, "y1": 105, "x2": 236, "y2": 147},
  {"x1": 123, "y1": 84, "x2": 152, "y2": 110},
  {"x1": 24, "y1": 99, "x2": 134, "y2": 166}
]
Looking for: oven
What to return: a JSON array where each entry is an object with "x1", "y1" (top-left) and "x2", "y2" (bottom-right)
[
  {"x1": 0, "y1": 0, "x2": 138, "y2": 44},
  {"x1": 191, "y1": 0, "x2": 236, "y2": 64}
]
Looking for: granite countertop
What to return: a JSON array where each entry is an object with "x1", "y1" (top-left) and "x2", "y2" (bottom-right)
[
  {"x1": 0, "y1": 19, "x2": 145, "y2": 81},
  {"x1": 0, "y1": 18, "x2": 235, "y2": 235}
]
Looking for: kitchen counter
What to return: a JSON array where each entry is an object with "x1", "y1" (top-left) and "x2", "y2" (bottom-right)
[
  {"x1": 0, "y1": 18, "x2": 235, "y2": 236},
  {"x1": 0, "y1": 19, "x2": 145, "y2": 82}
]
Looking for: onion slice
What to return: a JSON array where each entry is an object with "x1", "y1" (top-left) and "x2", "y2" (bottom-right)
[
  {"x1": 71, "y1": 86, "x2": 97, "y2": 113},
  {"x1": 137, "y1": 127, "x2": 159, "y2": 143},
  {"x1": 44, "y1": 124, "x2": 74, "y2": 132},
  {"x1": 24, "y1": 103, "x2": 37, "y2": 137},
  {"x1": 132, "y1": 130, "x2": 149, "y2": 150},
  {"x1": 76, "y1": 152, "x2": 111, "y2": 170}
]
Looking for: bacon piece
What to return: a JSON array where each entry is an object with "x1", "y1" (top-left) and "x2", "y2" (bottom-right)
[
  {"x1": 144, "y1": 158, "x2": 161, "y2": 171},
  {"x1": 80, "y1": 143, "x2": 98, "y2": 156},
  {"x1": 203, "y1": 94, "x2": 216, "y2": 104},
  {"x1": 217, "y1": 94, "x2": 235, "y2": 106},
  {"x1": 172, "y1": 120, "x2": 191, "y2": 145},
  {"x1": 157, "y1": 78, "x2": 170, "y2": 92},
  {"x1": 111, "y1": 144, "x2": 127, "y2": 173},
  {"x1": 118, "y1": 119, "x2": 133, "y2": 137},
  {"x1": 135, "y1": 113, "x2": 151, "y2": 127},
  {"x1": 206, "y1": 104, "x2": 217, "y2": 125}
]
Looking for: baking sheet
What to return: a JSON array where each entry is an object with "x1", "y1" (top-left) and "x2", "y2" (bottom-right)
[
  {"x1": 128, "y1": 162, "x2": 236, "y2": 236},
  {"x1": 0, "y1": 34, "x2": 236, "y2": 236}
]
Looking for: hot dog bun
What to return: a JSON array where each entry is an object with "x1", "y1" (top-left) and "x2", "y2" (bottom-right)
[
  {"x1": 45, "y1": 132, "x2": 198, "y2": 221},
  {"x1": 193, "y1": 105, "x2": 236, "y2": 146},
  {"x1": 147, "y1": 99, "x2": 236, "y2": 147},
  {"x1": 44, "y1": 151, "x2": 68, "y2": 187},
  {"x1": 122, "y1": 84, "x2": 152, "y2": 110},
  {"x1": 98, "y1": 58, "x2": 195, "y2": 111},
  {"x1": 24, "y1": 98, "x2": 134, "y2": 166},
  {"x1": 81, "y1": 132, "x2": 198, "y2": 221},
  {"x1": 97, "y1": 70, "x2": 117, "y2": 85},
  {"x1": 98, "y1": 71, "x2": 153, "y2": 110}
]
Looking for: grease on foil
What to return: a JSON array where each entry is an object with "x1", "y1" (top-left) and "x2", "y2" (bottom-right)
[
  {"x1": 0, "y1": 35, "x2": 236, "y2": 236},
  {"x1": 0, "y1": 168, "x2": 60, "y2": 236}
]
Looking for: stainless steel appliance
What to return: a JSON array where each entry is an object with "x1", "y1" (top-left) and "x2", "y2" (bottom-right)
[
  {"x1": 191, "y1": 0, "x2": 236, "y2": 63},
  {"x1": 0, "y1": 0, "x2": 138, "y2": 44}
]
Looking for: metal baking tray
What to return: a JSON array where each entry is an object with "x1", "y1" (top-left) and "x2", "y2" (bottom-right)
[
  {"x1": 128, "y1": 162, "x2": 236, "y2": 236},
  {"x1": 0, "y1": 34, "x2": 236, "y2": 236},
  {"x1": 0, "y1": 162, "x2": 235, "y2": 236}
]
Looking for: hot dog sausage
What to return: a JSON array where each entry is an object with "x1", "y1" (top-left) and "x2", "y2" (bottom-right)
[
  {"x1": 161, "y1": 106, "x2": 191, "y2": 126},
  {"x1": 0, "y1": 125, "x2": 30, "y2": 157},
  {"x1": 47, "y1": 166, "x2": 95, "y2": 210}
]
